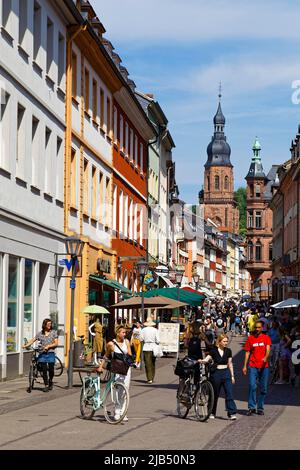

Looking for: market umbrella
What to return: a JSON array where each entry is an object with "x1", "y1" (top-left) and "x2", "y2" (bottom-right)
[
  {"x1": 271, "y1": 298, "x2": 300, "y2": 309},
  {"x1": 81, "y1": 305, "x2": 111, "y2": 315},
  {"x1": 155, "y1": 296, "x2": 188, "y2": 309},
  {"x1": 111, "y1": 296, "x2": 170, "y2": 309}
]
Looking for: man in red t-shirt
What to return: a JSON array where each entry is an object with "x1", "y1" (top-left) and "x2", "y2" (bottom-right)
[{"x1": 243, "y1": 321, "x2": 271, "y2": 415}]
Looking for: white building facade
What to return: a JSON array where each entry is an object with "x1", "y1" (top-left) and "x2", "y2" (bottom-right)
[{"x1": 0, "y1": 0, "x2": 76, "y2": 379}]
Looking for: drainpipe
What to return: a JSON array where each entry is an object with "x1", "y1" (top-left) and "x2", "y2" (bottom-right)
[{"x1": 64, "y1": 22, "x2": 87, "y2": 233}]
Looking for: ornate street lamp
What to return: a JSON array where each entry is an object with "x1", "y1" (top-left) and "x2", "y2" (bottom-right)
[
  {"x1": 136, "y1": 260, "x2": 148, "y2": 322},
  {"x1": 193, "y1": 273, "x2": 200, "y2": 291},
  {"x1": 65, "y1": 236, "x2": 84, "y2": 388},
  {"x1": 175, "y1": 267, "x2": 185, "y2": 318}
]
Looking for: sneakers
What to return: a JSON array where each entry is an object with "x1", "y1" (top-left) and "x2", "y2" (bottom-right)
[
  {"x1": 148, "y1": 380, "x2": 153, "y2": 384},
  {"x1": 43, "y1": 386, "x2": 49, "y2": 393},
  {"x1": 114, "y1": 413, "x2": 121, "y2": 421},
  {"x1": 274, "y1": 380, "x2": 286, "y2": 385},
  {"x1": 122, "y1": 415, "x2": 128, "y2": 422},
  {"x1": 209, "y1": 414, "x2": 215, "y2": 419},
  {"x1": 48, "y1": 382, "x2": 53, "y2": 391},
  {"x1": 228, "y1": 414, "x2": 237, "y2": 420},
  {"x1": 257, "y1": 409, "x2": 264, "y2": 415},
  {"x1": 246, "y1": 409, "x2": 256, "y2": 416},
  {"x1": 135, "y1": 363, "x2": 140, "y2": 369}
]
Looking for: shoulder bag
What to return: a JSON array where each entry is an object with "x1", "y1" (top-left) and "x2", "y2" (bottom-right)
[{"x1": 110, "y1": 340, "x2": 133, "y2": 375}]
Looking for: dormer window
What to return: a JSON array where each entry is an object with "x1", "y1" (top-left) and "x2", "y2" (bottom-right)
[{"x1": 214, "y1": 175, "x2": 220, "y2": 190}]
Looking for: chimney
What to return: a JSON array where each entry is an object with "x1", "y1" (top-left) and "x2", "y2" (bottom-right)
[
  {"x1": 90, "y1": 17, "x2": 106, "y2": 39},
  {"x1": 145, "y1": 93, "x2": 154, "y2": 99}
]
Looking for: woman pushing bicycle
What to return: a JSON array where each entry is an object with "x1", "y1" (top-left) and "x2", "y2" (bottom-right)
[
  {"x1": 23, "y1": 318, "x2": 58, "y2": 392},
  {"x1": 97, "y1": 325, "x2": 133, "y2": 422}
]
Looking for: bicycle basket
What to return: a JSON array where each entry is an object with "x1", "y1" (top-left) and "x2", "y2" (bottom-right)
[{"x1": 174, "y1": 356, "x2": 197, "y2": 377}]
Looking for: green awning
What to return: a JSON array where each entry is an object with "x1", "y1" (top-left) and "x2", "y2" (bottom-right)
[
  {"x1": 89, "y1": 275, "x2": 133, "y2": 296},
  {"x1": 142, "y1": 287, "x2": 205, "y2": 307}
]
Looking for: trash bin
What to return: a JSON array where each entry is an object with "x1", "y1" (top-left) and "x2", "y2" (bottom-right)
[{"x1": 73, "y1": 338, "x2": 85, "y2": 367}]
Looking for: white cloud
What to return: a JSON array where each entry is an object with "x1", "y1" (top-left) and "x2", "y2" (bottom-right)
[{"x1": 92, "y1": 0, "x2": 300, "y2": 43}]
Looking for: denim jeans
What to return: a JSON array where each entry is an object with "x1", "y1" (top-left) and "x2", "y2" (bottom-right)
[
  {"x1": 248, "y1": 366, "x2": 269, "y2": 410},
  {"x1": 210, "y1": 368, "x2": 237, "y2": 416}
]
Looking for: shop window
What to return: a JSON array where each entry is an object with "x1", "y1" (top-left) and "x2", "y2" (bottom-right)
[
  {"x1": 7, "y1": 257, "x2": 19, "y2": 353},
  {"x1": 23, "y1": 260, "x2": 34, "y2": 343}
]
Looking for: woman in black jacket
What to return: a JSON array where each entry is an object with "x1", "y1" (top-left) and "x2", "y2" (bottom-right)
[{"x1": 200, "y1": 333, "x2": 237, "y2": 420}]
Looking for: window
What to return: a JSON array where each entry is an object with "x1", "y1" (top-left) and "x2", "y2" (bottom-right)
[
  {"x1": 33, "y1": 1, "x2": 41, "y2": 63},
  {"x1": 134, "y1": 135, "x2": 138, "y2": 166},
  {"x1": 255, "y1": 184, "x2": 261, "y2": 198},
  {"x1": 113, "y1": 106, "x2": 117, "y2": 144},
  {"x1": 7, "y1": 257, "x2": 19, "y2": 353},
  {"x1": 58, "y1": 33, "x2": 65, "y2": 88},
  {"x1": 92, "y1": 79, "x2": 97, "y2": 120},
  {"x1": 23, "y1": 259, "x2": 34, "y2": 343},
  {"x1": 119, "y1": 190, "x2": 124, "y2": 236},
  {"x1": 129, "y1": 128, "x2": 133, "y2": 161},
  {"x1": 56, "y1": 137, "x2": 63, "y2": 200},
  {"x1": 99, "y1": 172, "x2": 103, "y2": 223},
  {"x1": 140, "y1": 205, "x2": 143, "y2": 246},
  {"x1": 224, "y1": 175, "x2": 229, "y2": 190},
  {"x1": 125, "y1": 122, "x2": 129, "y2": 156},
  {"x1": 45, "y1": 127, "x2": 52, "y2": 193},
  {"x1": 255, "y1": 241, "x2": 262, "y2": 261},
  {"x1": 0, "y1": 91, "x2": 11, "y2": 171},
  {"x1": 214, "y1": 175, "x2": 219, "y2": 190},
  {"x1": 140, "y1": 143, "x2": 144, "y2": 173},
  {"x1": 225, "y1": 208, "x2": 228, "y2": 227},
  {"x1": 124, "y1": 194, "x2": 128, "y2": 237},
  {"x1": 70, "y1": 149, "x2": 77, "y2": 207},
  {"x1": 269, "y1": 243, "x2": 273, "y2": 262},
  {"x1": 2, "y1": 0, "x2": 12, "y2": 35},
  {"x1": 31, "y1": 116, "x2": 40, "y2": 186},
  {"x1": 250, "y1": 184, "x2": 254, "y2": 197},
  {"x1": 19, "y1": 0, "x2": 28, "y2": 47},
  {"x1": 91, "y1": 166, "x2": 96, "y2": 218},
  {"x1": 113, "y1": 185, "x2": 117, "y2": 231},
  {"x1": 83, "y1": 159, "x2": 89, "y2": 213},
  {"x1": 248, "y1": 210, "x2": 253, "y2": 228},
  {"x1": 46, "y1": 17, "x2": 54, "y2": 75},
  {"x1": 16, "y1": 104, "x2": 26, "y2": 179},
  {"x1": 247, "y1": 241, "x2": 253, "y2": 261},
  {"x1": 105, "y1": 177, "x2": 111, "y2": 227},
  {"x1": 107, "y1": 97, "x2": 111, "y2": 137},
  {"x1": 129, "y1": 198, "x2": 133, "y2": 239},
  {"x1": 207, "y1": 176, "x2": 210, "y2": 191},
  {"x1": 134, "y1": 203, "x2": 138, "y2": 241},
  {"x1": 84, "y1": 69, "x2": 90, "y2": 112},
  {"x1": 100, "y1": 88, "x2": 104, "y2": 128},
  {"x1": 120, "y1": 114, "x2": 124, "y2": 150},
  {"x1": 255, "y1": 211, "x2": 262, "y2": 228},
  {"x1": 72, "y1": 52, "x2": 77, "y2": 97}
]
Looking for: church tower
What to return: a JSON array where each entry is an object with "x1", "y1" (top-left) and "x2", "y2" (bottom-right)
[{"x1": 202, "y1": 92, "x2": 239, "y2": 234}]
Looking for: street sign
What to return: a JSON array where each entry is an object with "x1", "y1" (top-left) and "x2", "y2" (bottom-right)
[{"x1": 158, "y1": 323, "x2": 180, "y2": 353}]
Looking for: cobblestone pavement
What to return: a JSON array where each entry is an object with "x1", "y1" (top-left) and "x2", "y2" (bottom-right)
[{"x1": 0, "y1": 336, "x2": 299, "y2": 450}]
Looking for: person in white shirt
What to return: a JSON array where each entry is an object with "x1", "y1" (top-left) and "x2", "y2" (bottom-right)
[{"x1": 140, "y1": 318, "x2": 160, "y2": 384}]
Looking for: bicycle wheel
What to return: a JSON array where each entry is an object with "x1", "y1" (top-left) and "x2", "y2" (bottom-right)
[
  {"x1": 194, "y1": 380, "x2": 214, "y2": 422},
  {"x1": 176, "y1": 378, "x2": 191, "y2": 419},
  {"x1": 104, "y1": 382, "x2": 129, "y2": 424},
  {"x1": 80, "y1": 382, "x2": 96, "y2": 419},
  {"x1": 54, "y1": 356, "x2": 63, "y2": 377},
  {"x1": 27, "y1": 364, "x2": 35, "y2": 393}
]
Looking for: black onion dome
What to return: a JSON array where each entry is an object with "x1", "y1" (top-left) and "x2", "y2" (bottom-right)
[{"x1": 213, "y1": 102, "x2": 225, "y2": 125}]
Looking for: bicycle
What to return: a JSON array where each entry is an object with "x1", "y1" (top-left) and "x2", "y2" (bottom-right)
[
  {"x1": 80, "y1": 362, "x2": 129, "y2": 424},
  {"x1": 25, "y1": 347, "x2": 64, "y2": 393},
  {"x1": 176, "y1": 361, "x2": 214, "y2": 421}
]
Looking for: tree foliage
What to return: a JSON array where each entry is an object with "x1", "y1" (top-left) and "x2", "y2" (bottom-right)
[{"x1": 235, "y1": 187, "x2": 247, "y2": 237}]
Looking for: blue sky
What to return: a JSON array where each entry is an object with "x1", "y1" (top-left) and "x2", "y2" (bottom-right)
[{"x1": 93, "y1": 0, "x2": 300, "y2": 203}]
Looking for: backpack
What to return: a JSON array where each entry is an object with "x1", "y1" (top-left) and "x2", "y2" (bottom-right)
[
  {"x1": 188, "y1": 336, "x2": 202, "y2": 359},
  {"x1": 216, "y1": 318, "x2": 224, "y2": 328}
]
